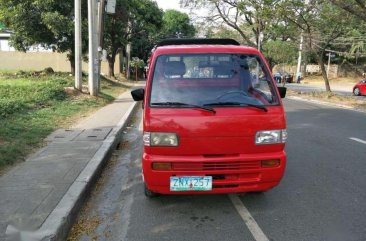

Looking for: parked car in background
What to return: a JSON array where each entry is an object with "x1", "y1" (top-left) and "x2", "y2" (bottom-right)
[
  {"x1": 284, "y1": 73, "x2": 294, "y2": 83},
  {"x1": 274, "y1": 72, "x2": 282, "y2": 83},
  {"x1": 353, "y1": 80, "x2": 366, "y2": 96}
]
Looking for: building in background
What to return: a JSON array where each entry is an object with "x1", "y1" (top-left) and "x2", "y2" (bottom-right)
[
  {"x1": 0, "y1": 29, "x2": 51, "y2": 52},
  {"x1": 0, "y1": 30, "x2": 15, "y2": 51}
]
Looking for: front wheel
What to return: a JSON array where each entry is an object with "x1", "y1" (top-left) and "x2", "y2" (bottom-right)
[
  {"x1": 353, "y1": 87, "x2": 360, "y2": 96},
  {"x1": 144, "y1": 184, "x2": 159, "y2": 198}
]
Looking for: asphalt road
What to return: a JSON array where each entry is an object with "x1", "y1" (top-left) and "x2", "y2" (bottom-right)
[{"x1": 68, "y1": 99, "x2": 366, "y2": 241}]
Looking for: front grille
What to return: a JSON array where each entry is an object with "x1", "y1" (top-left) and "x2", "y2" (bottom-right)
[{"x1": 172, "y1": 161, "x2": 260, "y2": 171}]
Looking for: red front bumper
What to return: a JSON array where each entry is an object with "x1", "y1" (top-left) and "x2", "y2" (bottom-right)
[{"x1": 142, "y1": 151, "x2": 286, "y2": 195}]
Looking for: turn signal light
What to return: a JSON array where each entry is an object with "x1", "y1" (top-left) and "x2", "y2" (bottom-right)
[
  {"x1": 152, "y1": 162, "x2": 172, "y2": 170},
  {"x1": 261, "y1": 159, "x2": 280, "y2": 168}
]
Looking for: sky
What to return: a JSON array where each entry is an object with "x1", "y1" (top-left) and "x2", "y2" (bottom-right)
[
  {"x1": 155, "y1": 0, "x2": 190, "y2": 14},
  {"x1": 154, "y1": 0, "x2": 209, "y2": 37}
]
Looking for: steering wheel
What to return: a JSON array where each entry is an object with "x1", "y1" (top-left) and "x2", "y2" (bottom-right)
[{"x1": 216, "y1": 90, "x2": 249, "y2": 100}]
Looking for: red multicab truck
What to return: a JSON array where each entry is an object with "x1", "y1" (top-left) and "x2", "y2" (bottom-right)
[{"x1": 131, "y1": 39, "x2": 288, "y2": 197}]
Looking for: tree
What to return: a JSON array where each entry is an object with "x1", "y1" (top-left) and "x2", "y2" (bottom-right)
[
  {"x1": 330, "y1": 0, "x2": 366, "y2": 65},
  {"x1": 262, "y1": 40, "x2": 297, "y2": 68},
  {"x1": 330, "y1": 0, "x2": 366, "y2": 22},
  {"x1": 103, "y1": 0, "x2": 129, "y2": 78},
  {"x1": 162, "y1": 9, "x2": 196, "y2": 38},
  {"x1": 129, "y1": 0, "x2": 163, "y2": 61},
  {"x1": 203, "y1": 25, "x2": 246, "y2": 44},
  {"x1": 278, "y1": 0, "x2": 357, "y2": 92},
  {"x1": 0, "y1": 0, "x2": 88, "y2": 74},
  {"x1": 181, "y1": 0, "x2": 301, "y2": 70},
  {"x1": 181, "y1": 0, "x2": 280, "y2": 48},
  {"x1": 103, "y1": 0, "x2": 163, "y2": 77}
]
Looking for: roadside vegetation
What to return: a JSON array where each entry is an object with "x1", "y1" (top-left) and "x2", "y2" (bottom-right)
[
  {"x1": 0, "y1": 1, "x2": 196, "y2": 78},
  {"x1": 0, "y1": 71, "x2": 126, "y2": 170},
  {"x1": 1, "y1": 0, "x2": 365, "y2": 169},
  {"x1": 288, "y1": 89, "x2": 366, "y2": 110},
  {"x1": 287, "y1": 75, "x2": 366, "y2": 110},
  {"x1": 183, "y1": 0, "x2": 366, "y2": 92}
]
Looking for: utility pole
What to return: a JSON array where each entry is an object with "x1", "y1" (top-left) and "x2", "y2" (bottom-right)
[
  {"x1": 297, "y1": 0, "x2": 310, "y2": 81},
  {"x1": 255, "y1": 32, "x2": 263, "y2": 88},
  {"x1": 74, "y1": 0, "x2": 82, "y2": 91},
  {"x1": 88, "y1": 0, "x2": 98, "y2": 96},
  {"x1": 327, "y1": 52, "x2": 331, "y2": 78},
  {"x1": 98, "y1": 0, "x2": 106, "y2": 54},
  {"x1": 296, "y1": 33, "x2": 304, "y2": 81},
  {"x1": 326, "y1": 52, "x2": 335, "y2": 78},
  {"x1": 97, "y1": 0, "x2": 106, "y2": 91},
  {"x1": 257, "y1": 32, "x2": 263, "y2": 51},
  {"x1": 126, "y1": 43, "x2": 131, "y2": 80}
]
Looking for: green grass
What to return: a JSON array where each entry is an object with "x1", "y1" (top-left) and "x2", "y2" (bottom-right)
[{"x1": 0, "y1": 72, "x2": 126, "y2": 169}]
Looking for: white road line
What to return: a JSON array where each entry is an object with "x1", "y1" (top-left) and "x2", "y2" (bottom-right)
[
  {"x1": 349, "y1": 137, "x2": 366, "y2": 145},
  {"x1": 116, "y1": 193, "x2": 134, "y2": 240},
  {"x1": 229, "y1": 194, "x2": 269, "y2": 241}
]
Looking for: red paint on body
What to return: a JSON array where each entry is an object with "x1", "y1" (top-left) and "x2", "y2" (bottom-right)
[{"x1": 137, "y1": 42, "x2": 287, "y2": 195}]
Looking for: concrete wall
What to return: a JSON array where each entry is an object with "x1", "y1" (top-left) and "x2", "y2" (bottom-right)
[
  {"x1": 273, "y1": 64, "x2": 338, "y2": 78},
  {"x1": 0, "y1": 39, "x2": 15, "y2": 51},
  {"x1": 0, "y1": 51, "x2": 119, "y2": 75}
]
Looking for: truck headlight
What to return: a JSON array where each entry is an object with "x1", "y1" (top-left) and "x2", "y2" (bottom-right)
[
  {"x1": 143, "y1": 132, "x2": 179, "y2": 146},
  {"x1": 255, "y1": 129, "x2": 287, "y2": 145}
]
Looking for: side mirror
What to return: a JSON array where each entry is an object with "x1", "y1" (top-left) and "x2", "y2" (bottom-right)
[
  {"x1": 278, "y1": 86, "x2": 287, "y2": 98},
  {"x1": 131, "y1": 88, "x2": 145, "y2": 101}
]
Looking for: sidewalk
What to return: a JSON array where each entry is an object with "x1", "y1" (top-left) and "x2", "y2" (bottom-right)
[{"x1": 0, "y1": 83, "x2": 143, "y2": 241}]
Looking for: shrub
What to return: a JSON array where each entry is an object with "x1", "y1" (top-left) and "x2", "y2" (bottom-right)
[
  {"x1": 0, "y1": 79, "x2": 69, "y2": 118},
  {"x1": 43, "y1": 67, "x2": 55, "y2": 74},
  {"x1": 129, "y1": 58, "x2": 145, "y2": 78},
  {"x1": 0, "y1": 100, "x2": 26, "y2": 118}
]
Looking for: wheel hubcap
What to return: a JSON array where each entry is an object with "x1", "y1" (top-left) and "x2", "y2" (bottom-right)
[{"x1": 354, "y1": 88, "x2": 360, "y2": 95}]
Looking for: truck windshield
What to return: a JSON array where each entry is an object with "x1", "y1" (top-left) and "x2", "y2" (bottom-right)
[{"x1": 150, "y1": 53, "x2": 279, "y2": 108}]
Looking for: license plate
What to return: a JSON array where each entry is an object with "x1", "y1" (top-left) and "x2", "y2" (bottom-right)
[{"x1": 170, "y1": 176, "x2": 212, "y2": 191}]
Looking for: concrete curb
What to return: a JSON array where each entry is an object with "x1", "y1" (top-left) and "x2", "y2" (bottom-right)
[
  {"x1": 5, "y1": 101, "x2": 139, "y2": 241},
  {"x1": 287, "y1": 96, "x2": 366, "y2": 114}
]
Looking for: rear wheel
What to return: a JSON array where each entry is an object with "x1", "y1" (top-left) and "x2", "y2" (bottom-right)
[
  {"x1": 354, "y1": 87, "x2": 360, "y2": 96},
  {"x1": 144, "y1": 184, "x2": 159, "y2": 198}
]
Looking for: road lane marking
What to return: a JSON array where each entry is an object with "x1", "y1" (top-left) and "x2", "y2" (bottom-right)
[
  {"x1": 229, "y1": 194, "x2": 269, "y2": 241},
  {"x1": 117, "y1": 193, "x2": 134, "y2": 240},
  {"x1": 349, "y1": 137, "x2": 366, "y2": 145}
]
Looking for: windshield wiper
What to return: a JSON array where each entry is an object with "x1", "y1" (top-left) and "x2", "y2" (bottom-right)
[
  {"x1": 151, "y1": 102, "x2": 216, "y2": 113},
  {"x1": 203, "y1": 101, "x2": 268, "y2": 112}
]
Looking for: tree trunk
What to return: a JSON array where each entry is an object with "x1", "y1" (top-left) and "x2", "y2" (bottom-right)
[
  {"x1": 108, "y1": 56, "x2": 115, "y2": 78},
  {"x1": 67, "y1": 53, "x2": 76, "y2": 76},
  {"x1": 119, "y1": 49, "x2": 124, "y2": 74},
  {"x1": 303, "y1": 51, "x2": 307, "y2": 77},
  {"x1": 70, "y1": 59, "x2": 75, "y2": 76},
  {"x1": 318, "y1": 52, "x2": 331, "y2": 92}
]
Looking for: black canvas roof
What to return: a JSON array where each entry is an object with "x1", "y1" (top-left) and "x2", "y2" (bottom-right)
[{"x1": 157, "y1": 38, "x2": 240, "y2": 47}]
